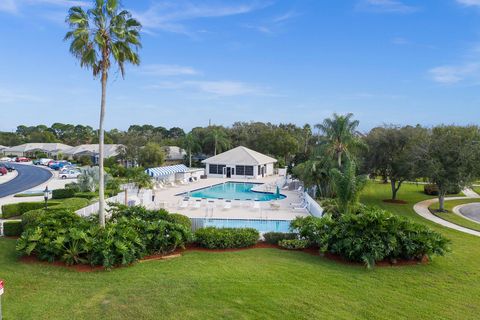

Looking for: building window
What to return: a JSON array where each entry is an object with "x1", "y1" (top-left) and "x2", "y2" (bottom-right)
[
  {"x1": 245, "y1": 166, "x2": 254, "y2": 176},
  {"x1": 236, "y1": 165, "x2": 245, "y2": 175},
  {"x1": 218, "y1": 165, "x2": 226, "y2": 174},
  {"x1": 209, "y1": 164, "x2": 218, "y2": 174}
]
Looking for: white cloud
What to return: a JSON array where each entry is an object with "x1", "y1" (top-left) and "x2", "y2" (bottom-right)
[
  {"x1": 147, "y1": 80, "x2": 268, "y2": 96},
  {"x1": 134, "y1": 1, "x2": 272, "y2": 35},
  {"x1": 139, "y1": 64, "x2": 199, "y2": 76},
  {"x1": 244, "y1": 10, "x2": 299, "y2": 35},
  {"x1": 456, "y1": 0, "x2": 480, "y2": 7},
  {"x1": 0, "y1": 0, "x2": 18, "y2": 14},
  {"x1": 356, "y1": 0, "x2": 418, "y2": 13},
  {"x1": 429, "y1": 63, "x2": 480, "y2": 84}
]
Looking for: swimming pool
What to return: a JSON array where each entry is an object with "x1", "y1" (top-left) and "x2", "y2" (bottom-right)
[
  {"x1": 199, "y1": 218, "x2": 292, "y2": 233},
  {"x1": 186, "y1": 182, "x2": 286, "y2": 201}
]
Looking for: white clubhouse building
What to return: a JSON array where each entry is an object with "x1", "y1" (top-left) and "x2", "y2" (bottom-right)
[{"x1": 202, "y1": 146, "x2": 277, "y2": 179}]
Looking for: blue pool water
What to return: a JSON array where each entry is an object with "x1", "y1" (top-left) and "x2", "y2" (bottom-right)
[
  {"x1": 202, "y1": 219, "x2": 292, "y2": 233},
  {"x1": 187, "y1": 182, "x2": 286, "y2": 201}
]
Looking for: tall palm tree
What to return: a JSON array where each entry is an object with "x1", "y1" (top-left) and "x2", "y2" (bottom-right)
[
  {"x1": 315, "y1": 113, "x2": 363, "y2": 168},
  {"x1": 65, "y1": 0, "x2": 141, "y2": 227},
  {"x1": 182, "y1": 133, "x2": 201, "y2": 167},
  {"x1": 205, "y1": 128, "x2": 230, "y2": 155}
]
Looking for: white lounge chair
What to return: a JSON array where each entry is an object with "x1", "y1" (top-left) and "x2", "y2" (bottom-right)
[
  {"x1": 194, "y1": 200, "x2": 201, "y2": 208},
  {"x1": 253, "y1": 201, "x2": 260, "y2": 209},
  {"x1": 180, "y1": 201, "x2": 189, "y2": 208}
]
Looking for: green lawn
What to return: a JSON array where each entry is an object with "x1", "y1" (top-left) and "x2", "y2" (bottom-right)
[
  {"x1": 428, "y1": 199, "x2": 480, "y2": 232},
  {"x1": 1, "y1": 182, "x2": 480, "y2": 319},
  {"x1": 472, "y1": 186, "x2": 480, "y2": 195}
]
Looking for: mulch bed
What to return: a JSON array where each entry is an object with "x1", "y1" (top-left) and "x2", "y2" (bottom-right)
[
  {"x1": 18, "y1": 242, "x2": 428, "y2": 272},
  {"x1": 382, "y1": 199, "x2": 408, "y2": 204}
]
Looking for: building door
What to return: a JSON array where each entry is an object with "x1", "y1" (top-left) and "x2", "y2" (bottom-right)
[{"x1": 226, "y1": 167, "x2": 231, "y2": 178}]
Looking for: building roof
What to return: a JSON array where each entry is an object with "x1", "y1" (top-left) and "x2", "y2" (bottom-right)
[
  {"x1": 0, "y1": 145, "x2": 7, "y2": 150},
  {"x1": 145, "y1": 164, "x2": 189, "y2": 177},
  {"x1": 3, "y1": 143, "x2": 72, "y2": 153},
  {"x1": 163, "y1": 146, "x2": 186, "y2": 161},
  {"x1": 202, "y1": 146, "x2": 277, "y2": 166},
  {"x1": 64, "y1": 144, "x2": 122, "y2": 158}
]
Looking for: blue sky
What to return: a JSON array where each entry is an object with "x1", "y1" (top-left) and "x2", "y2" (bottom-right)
[{"x1": 1, "y1": 0, "x2": 480, "y2": 132}]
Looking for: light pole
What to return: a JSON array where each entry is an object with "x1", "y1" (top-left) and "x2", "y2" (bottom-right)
[{"x1": 44, "y1": 186, "x2": 49, "y2": 210}]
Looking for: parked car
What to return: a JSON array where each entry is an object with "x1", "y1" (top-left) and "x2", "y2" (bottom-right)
[
  {"x1": 0, "y1": 157, "x2": 12, "y2": 162},
  {"x1": 32, "y1": 159, "x2": 42, "y2": 165},
  {"x1": 15, "y1": 157, "x2": 31, "y2": 162},
  {"x1": 0, "y1": 167, "x2": 7, "y2": 176},
  {"x1": 0, "y1": 163, "x2": 15, "y2": 172},
  {"x1": 59, "y1": 169, "x2": 81, "y2": 179},
  {"x1": 50, "y1": 161, "x2": 72, "y2": 171},
  {"x1": 40, "y1": 158, "x2": 53, "y2": 166}
]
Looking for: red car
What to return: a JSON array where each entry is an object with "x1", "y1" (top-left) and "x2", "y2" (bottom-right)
[
  {"x1": 15, "y1": 157, "x2": 31, "y2": 162},
  {"x1": 0, "y1": 167, "x2": 7, "y2": 176}
]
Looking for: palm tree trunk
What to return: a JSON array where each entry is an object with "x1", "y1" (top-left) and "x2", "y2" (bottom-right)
[
  {"x1": 214, "y1": 137, "x2": 217, "y2": 156},
  {"x1": 337, "y1": 152, "x2": 342, "y2": 168},
  {"x1": 98, "y1": 70, "x2": 107, "y2": 228},
  {"x1": 189, "y1": 150, "x2": 192, "y2": 168}
]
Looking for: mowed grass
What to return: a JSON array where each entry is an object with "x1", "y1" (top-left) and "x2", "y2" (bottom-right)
[
  {"x1": 1, "y1": 182, "x2": 480, "y2": 319},
  {"x1": 428, "y1": 199, "x2": 480, "y2": 232}
]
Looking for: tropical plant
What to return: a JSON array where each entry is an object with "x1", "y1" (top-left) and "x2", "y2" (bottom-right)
[
  {"x1": 290, "y1": 207, "x2": 450, "y2": 268},
  {"x1": 204, "y1": 127, "x2": 230, "y2": 155},
  {"x1": 181, "y1": 132, "x2": 201, "y2": 167},
  {"x1": 315, "y1": 113, "x2": 364, "y2": 167},
  {"x1": 329, "y1": 160, "x2": 367, "y2": 215},
  {"x1": 65, "y1": 0, "x2": 142, "y2": 227},
  {"x1": 194, "y1": 227, "x2": 259, "y2": 249}
]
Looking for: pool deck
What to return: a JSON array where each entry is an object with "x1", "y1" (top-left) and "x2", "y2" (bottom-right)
[{"x1": 149, "y1": 175, "x2": 310, "y2": 221}]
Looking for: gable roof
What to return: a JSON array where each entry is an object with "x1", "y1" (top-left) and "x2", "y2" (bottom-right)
[
  {"x1": 202, "y1": 146, "x2": 277, "y2": 166},
  {"x1": 64, "y1": 144, "x2": 122, "y2": 158},
  {"x1": 3, "y1": 143, "x2": 72, "y2": 153}
]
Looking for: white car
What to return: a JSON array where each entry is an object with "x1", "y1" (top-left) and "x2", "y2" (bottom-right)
[
  {"x1": 59, "y1": 169, "x2": 81, "y2": 179},
  {"x1": 39, "y1": 158, "x2": 53, "y2": 166},
  {"x1": 0, "y1": 157, "x2": 12, "y2": 162}
]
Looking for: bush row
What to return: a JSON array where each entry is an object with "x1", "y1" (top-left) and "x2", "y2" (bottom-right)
[
  {"x1": 16, "y1": 205, "x2": 192, "y2": 268},
  {"x1": 1, "y1": 201, "x2": 60, "y2": 219},
  {"x1": 3, "y1": 220, "x2": 22, "y2": 236},
  {"x1": 291, "y1": 207, "x2": 450, "y2": 268},
  {"x1": 194, "y1": 227, "x2": 259, "y2": 249},
  {"x1": 263, "y1": 232, "x2": 297, "y2": 245}
]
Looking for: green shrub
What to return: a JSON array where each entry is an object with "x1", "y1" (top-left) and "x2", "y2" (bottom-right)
[
  {"x1": 74, "y1": 192, "x2": 97, "y2": 200},
  {"x1": 65, "y1": 182, "x2": 81, "y2": 192},
  {"x1": 263, "y1": 232, "x2": 297, "y2": 245},
  {"x1": 52, "y1": 188, "x2": 76, "y2": 199},
  {"x1": 3, "y1": 220, "x2": 22, "y2": 236},
  {"x1": 278, "y1": 239, "x2": 308, "y2": 250},
  {"x1": 291, "y1": 207, "x2": 450, "y2": 268},
  {"x1": 194, "y1": 227, "x2": 259, "y2": 249},
  {"x1": 1, "y1": 202, "x2": 60, "y2": 219},
  {"x1": 166, "y1": 213, "x2": 192, "y2": 229},
  {"x1": 14, "y1": 193, "x2": 43, "y2": 198},
  {"x1": 16, "y1": 206, "x2": 192, "y2": 268},
  {"x1": 21, "y1": 209, "x2": 45, "y2": 228}
]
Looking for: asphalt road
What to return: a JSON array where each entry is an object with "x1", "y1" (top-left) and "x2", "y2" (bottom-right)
[
  {"x1": 0, "y1": 163, "x2": 53, "y2": 198},
  {"x1": 459, "y1": 203, "x2": 480, "y2": 223}
]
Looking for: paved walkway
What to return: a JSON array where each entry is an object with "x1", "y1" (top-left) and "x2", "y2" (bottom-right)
[{"x1": 413, "y1": 188, "x2": 480, "y2": 237}]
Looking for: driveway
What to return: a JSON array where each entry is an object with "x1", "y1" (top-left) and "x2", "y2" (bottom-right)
[{"x1": 0, "y1": 163, "x2": 52, "y2": 198}]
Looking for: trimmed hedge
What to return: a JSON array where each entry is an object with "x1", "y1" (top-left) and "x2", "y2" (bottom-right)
[
  {"x1": 166, "y1": 214, "x2": 192, "y2": 229},
  {"x1": 424, "y1": 184, "x2": 461, "y2": 196},
  {"x1": 52, "y1": 188, "x2": 76, "y2": 199},
  {"x1": 263, "y1": 232, "x2": 297, "y2": 245},
  {"x1": 1, "y1": 201, "x2": 60, "y2": 219},
  {"x1": 194, "y1": 227, "x2": 259, "y2": 249},
  {"x1": 3, "y1": 220, "x2": 22, "y2": 236},
  {"x1": 278, "y1": 239, "x2": 308, "y2": 250}
]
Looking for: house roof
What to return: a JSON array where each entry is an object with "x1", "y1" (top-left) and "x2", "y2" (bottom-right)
[
  {"x1": 64, "y1": 144, "x2": 123, "y2": 158},
  {"x1": 3, "y1": 143, "x2": 72, "y2": 153},
  {"x1": 202, "y1": 146, "x2": 277, "y2": 166}
]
